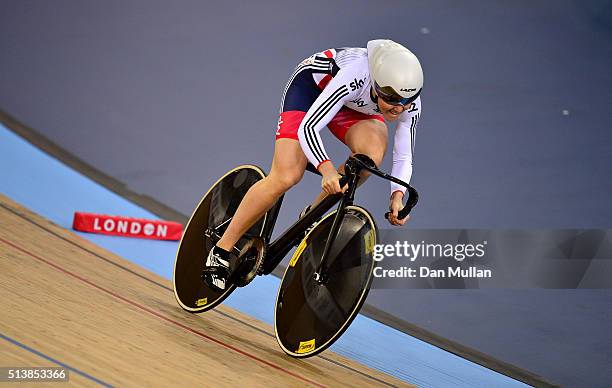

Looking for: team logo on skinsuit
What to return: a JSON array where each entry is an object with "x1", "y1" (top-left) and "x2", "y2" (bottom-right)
[
  {"x1": 406, "y1": 103, "x2": 418, "y2": 113},
  {"x1": 351, "y1": 98, "x2": 367, "y2": 108},
  {"x1": 350, "y1": 77, "x2": 366, "y2": 91},
  {"x1": 276, "y1": 116, "x2": 283, "y2": 136},
  {"x1": 300, "y1": 57, "x2": 315, "y2": 66}
]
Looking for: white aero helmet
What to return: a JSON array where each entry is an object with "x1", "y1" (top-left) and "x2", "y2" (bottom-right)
[{"x1": 367, "y1": 39, "x2": 423, "y2": 105}]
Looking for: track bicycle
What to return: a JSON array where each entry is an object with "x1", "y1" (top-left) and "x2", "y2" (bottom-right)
[{"x1": 173, "y1": 154, "x2": 418, "y2": 357}]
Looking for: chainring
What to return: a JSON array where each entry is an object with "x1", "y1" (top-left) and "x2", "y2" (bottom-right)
[{"x1": 232, "y1": 237, "x2": 266, "y2": 287}]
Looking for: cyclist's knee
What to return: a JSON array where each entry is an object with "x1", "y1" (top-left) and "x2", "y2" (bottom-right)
[
  {"x1": 353, "y1": 147, "x2": 385, "y2": 168},
  {"x1": 366, "y1": 149, "x2": 385, "y2": 167},
  {"x1": 268, "y1": 169, "x2": 303, "y2": 193}
]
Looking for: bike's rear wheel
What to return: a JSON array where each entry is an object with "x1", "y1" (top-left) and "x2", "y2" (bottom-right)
[
  {"x1": 173, "y1": 165, "x2": 267, "y2": 313},
  {"x1": 274, "y1": 205, "x2": 378, "y2": 357}
]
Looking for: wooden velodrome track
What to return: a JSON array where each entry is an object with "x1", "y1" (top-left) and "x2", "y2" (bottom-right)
[{"x1": 0, "y1": 194, "x2": 413, "y2": 387}]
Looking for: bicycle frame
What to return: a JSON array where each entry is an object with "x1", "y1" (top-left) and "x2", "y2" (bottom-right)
[
  {"x1": 260, "y1": 154, "x2": 418, "y2": 281},
  {"x1": 260, "y1": 169, "x2": 355, "y2": 276}
]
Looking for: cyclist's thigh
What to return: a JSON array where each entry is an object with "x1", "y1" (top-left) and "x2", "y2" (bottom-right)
[
  {"x1": 269, "y1": 138, "x2": 308, "y2": 184},
  {"x1": 344, "y1": 119, "x2": 388, "y2": 163},
  {"x1": 328, "y1": 108, "x2": 387, "y2": 154},
  {"x1": 273, "y1": 64, "x2": 320, "y2": 182}
]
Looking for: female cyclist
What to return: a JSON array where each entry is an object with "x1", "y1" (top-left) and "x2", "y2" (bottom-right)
[{"x1": 204, "y1": 39, "x2": 423, "y2": 290}]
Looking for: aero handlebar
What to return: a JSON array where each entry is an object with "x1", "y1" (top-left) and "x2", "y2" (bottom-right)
[
  {"x1": 347, "y1": 154, "x2": 419, "y2": 221},
  {"x1": 384, "y1": 185, "x2": 419, "y2": 221},
  {"x1": 305, "y1": 154, "x2": 419, "y2": 221}
]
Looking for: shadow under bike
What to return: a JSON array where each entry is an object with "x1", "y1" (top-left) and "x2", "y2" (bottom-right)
[{"x1": 173, "y1": 154, "x2": 418, "y2": 357}]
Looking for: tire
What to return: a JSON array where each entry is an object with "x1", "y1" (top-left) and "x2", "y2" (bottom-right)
[
  {"x1": 274, "y1": 205, "x2": 378, "y2": 357},
  {"x1": 173, "y1": 165, "x2": 267, "y2": 313}
]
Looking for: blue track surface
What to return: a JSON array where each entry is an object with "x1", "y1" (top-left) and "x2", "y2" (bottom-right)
[{"x1": 0, "y1": 123, "x2": 529, "y2": 387}]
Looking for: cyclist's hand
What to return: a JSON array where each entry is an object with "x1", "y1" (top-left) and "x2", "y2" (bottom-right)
[
  {"x1": 388, "y1": 191, "x2": 410, "y2": 226},
  {"x1": 318, "y1": 161, "x2": 343, "y2": 195}
]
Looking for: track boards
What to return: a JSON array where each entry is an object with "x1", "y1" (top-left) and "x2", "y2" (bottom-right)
[{"x1": 0, "y1": 194, "x2": 412, "y2": 387}]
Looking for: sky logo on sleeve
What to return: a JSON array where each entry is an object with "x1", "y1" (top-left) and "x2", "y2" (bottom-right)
[{"x1": 350, "y1": 77, "x2": 366, "y2": 91}]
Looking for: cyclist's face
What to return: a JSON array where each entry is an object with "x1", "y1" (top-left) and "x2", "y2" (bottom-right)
[{"x1": 376, "y1": 95, "x2": 411, "y2": 121}]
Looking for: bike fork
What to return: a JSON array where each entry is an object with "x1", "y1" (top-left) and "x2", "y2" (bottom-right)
[{"x1": 314, "y1": 171, "x2": 360, "y2": 284}]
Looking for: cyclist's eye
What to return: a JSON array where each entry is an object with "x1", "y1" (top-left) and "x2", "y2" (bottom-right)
[{"x1": 383, "y1": 96, "x2": 401, "y2": 105}]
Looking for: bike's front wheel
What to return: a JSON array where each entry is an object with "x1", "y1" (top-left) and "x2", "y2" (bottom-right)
[
  {"x1": 173, "y1": 165, "x2": 268, "y2": 313},
  {"x1": 274, "y1": 205, "x2": 378, "y2": 357}
]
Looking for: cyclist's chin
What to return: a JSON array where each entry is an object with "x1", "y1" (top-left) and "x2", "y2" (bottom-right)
[{"x1": 382, "y1": 111, "x2": 401, "y2": 122}]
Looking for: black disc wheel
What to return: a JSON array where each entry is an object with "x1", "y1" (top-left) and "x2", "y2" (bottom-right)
[
  {"x1": 274, "y1": 205, "x2": 378, "y2": 357},
  {"x1": 173, "y1": 165, "x2": 267, "y2": 313}
]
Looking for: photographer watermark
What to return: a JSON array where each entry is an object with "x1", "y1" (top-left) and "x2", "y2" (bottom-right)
[
  {"x1": 373, "y1": 241, "x2": 492, "y2": 278},
  {"x1": 373, "y1": 240, "x2": 488, "y2": 262},
  {"x1": 370, "y1": 229, "x2": 612, "y2": 289},
  {"x1": 372, "y1": 240, "x2": 490, "y2": 280}
]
